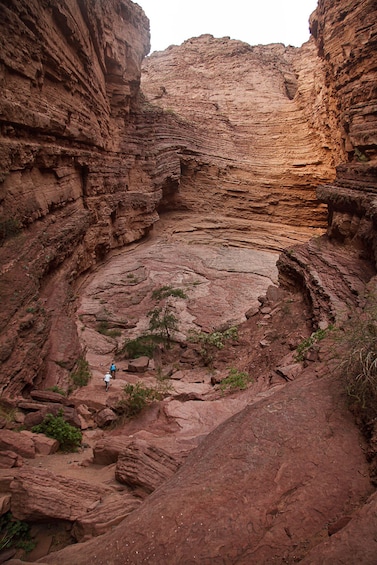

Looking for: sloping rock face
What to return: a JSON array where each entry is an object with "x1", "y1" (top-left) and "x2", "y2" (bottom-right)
[
  {"x1": 0, "y1": 0, "x2": 154, "y2": 396},
  {"x1": 278, "y1": 0, "x2": 377, "y2": 327},
  {"x1": 141, "y1": 35, "x2": 338, "y2": 248},
  {"x1": 31, "y1": 370, "x2": 373, "y2": 564}
]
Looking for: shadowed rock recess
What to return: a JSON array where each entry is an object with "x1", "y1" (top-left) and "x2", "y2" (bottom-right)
[{"x1": 0, "y1": 0, "x2": 377, "y2": 563}]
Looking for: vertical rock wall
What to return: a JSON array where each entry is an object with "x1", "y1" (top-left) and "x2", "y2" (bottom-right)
[
  {"x1": 311, "y1": 0, "x2": 377, "y2": 258},
  {"x1": 0, "y1": 0, "x2": 157, "y2": 395}
]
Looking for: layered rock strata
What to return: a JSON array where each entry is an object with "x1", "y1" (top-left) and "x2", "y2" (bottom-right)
[
  {"x1": 0, "y1": 0, "x2": 154, "y2": 395},
  {"x1": 141, "y1": 35, "x2": 339, "y2": 247},
  {"x1": 278, "y1": 0, "x2": 377, "y2": 327}
]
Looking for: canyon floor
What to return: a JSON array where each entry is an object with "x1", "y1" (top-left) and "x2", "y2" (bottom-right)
[{"x1": 6, "y1": 215, "x2": 377, "y2": 564}]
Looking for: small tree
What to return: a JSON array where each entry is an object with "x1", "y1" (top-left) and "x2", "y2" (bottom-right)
[{"x1": 147, "y1": 285, "x2": 187, "y2": 346}]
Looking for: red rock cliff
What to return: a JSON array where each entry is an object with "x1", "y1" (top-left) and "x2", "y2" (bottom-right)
[{"x1": 0, "y1": 0, "x2": 155, "y2": 395}]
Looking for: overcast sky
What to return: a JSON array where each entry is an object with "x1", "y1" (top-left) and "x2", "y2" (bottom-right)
[{"x1": 136, "y1": 0, "x2": 319, "y2": 54}]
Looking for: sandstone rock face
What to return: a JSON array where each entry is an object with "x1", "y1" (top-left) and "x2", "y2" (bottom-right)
[
  {"x1": 310, "y1": 0, "x2": 377, "y2": 254},
  {"x1": 0, "y1": 0, "x2": 153, "y2": 396},
  {"x1": 32, "y1": 371, "x2": 373, "y2": 564},
  {"x1": 141, "y1": 35, "x2": 338, "y2": 248},
  {"x1": 115, "y1": 439, "x2": 180, "y2": 494},
  {"x1": 10, "y1": 467, "x2": 112, "y2": 522}
]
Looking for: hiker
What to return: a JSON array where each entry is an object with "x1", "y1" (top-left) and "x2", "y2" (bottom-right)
[
  {"x1": 104, "y1": 372, "x2": 112, "y2": 391},
  {"x1": 110, "y1": 361, "x2": 117, "y2": 379}
]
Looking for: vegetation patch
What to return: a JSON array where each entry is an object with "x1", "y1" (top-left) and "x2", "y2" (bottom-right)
[
  {"x1": 295, "y1": 327, "x2": 331, "y2": 362},
  {"x1": 96, "y1": 321, "x2": 121, "y2": 338},
  {"x1": 121, "y1": 335, "x2": 161, "y2": 359},
  {"x1": 338, "y1": 305, "x2": 377, "y2": 426},
  {"x1": 116, "y1": 383, "x2": 161, "y2": 418},
  {"x1": 188, "y1": 326, "x2": 238, "y2": 365},
  {"x1": 70, "y1": 357, "x2": 91, "y2": 388},
  {"x1": 0, "y1": 511, "x2": 35, "y2": 554},
  {"x1": 32, "y1": 412, "x2": 82, "y2": 452},
  {"x1": 220, "y1": 367, "x2": 252, "y2": 393},
  {"x1": 0, "y1": 217, "x2": 21, "y2": 245}
]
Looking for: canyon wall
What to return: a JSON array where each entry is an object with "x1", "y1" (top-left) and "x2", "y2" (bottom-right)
[
  {"x1": 141, "y1": 35, "x2": 339, "y2": 248},
  {"x1": 0, "y1": 0, "x2": 156, "y2": 395},
  {"x1": 277, "y1": 0, "x2": 377, "y2": 326}
]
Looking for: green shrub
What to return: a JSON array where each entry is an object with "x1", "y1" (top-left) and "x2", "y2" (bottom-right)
[
  {"x1": 121, "y1": 335, "x2": 160, "y2": 359},
  {"x1": 0, "y1": 217, "x2": 21, "y2": 244},
  {"x1": 70, "y1": 357, "x2": 91, "y2": 387},
  {"x1": 46, "y1": 386, "x2": 66, "y2": 396},
  {"x1": 295, "y1": 327, "x2": 331, "y2": 361},
  {"x1": 338, "y1": 306, "x2": 377, "y2": 423},
  {"x1": 188, "y1": 326, "x2": 238, "y2": 365},
  {"x1": 32, "y1": 412, "x2": 82, "y2": 452},
  {"x1": 220, "y1": 368, "x2": 252, "y2": 392},
  {"x1": 116, "y1": 383, "x2": 161, "y2": 417},
  {"x1": 151, "y1": 285, "x2": 187, "y2": 301},
  {"x1": 0, "y1": 511, "x2": 35, "y2": 553}
]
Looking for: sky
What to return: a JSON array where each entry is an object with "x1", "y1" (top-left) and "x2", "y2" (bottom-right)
[{"x1": 136, "y1": 0, "x2": 319, "y2": 54}]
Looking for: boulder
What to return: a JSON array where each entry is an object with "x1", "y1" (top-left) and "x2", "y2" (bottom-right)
[
  {"x1": 29, "y1": 390, "x2": 72, "y2": 406},
  {"x1": 20, "y1": 431, "x2": 59, "y2": 455},
  {"x1": 0, "y1": 429, "x2": 35, "y2": 459},
  {"x1": 274, "y1": 362, "x2": 303, "y2": 381},
  {"x1": 115, "y1": 439, "x2": 180, "y2": 494},
  {"x1": 72, "y1": 493, "x2": 142, "y2": 542},
  {"x1": 0, "y1": 451, "x2": 23, "y2": 469},
  {"x1": 127, "y1": 357, "x2": 150, "y2": 373},
  {"x1": 93, "y1": 438, "x2": 134, "y2": 465},
  {"x1": 10, "y1": 467, "x2": 113, "y2": 522},
  {"x1": 23, "y1": 405, "x2": 81, "y2": 430},
  {"x1": 0, "y1": 494, "x2": 11, "y2": 515},
  {"x1": 94, "y1": 408, "x2": 117, "y2": 428}
]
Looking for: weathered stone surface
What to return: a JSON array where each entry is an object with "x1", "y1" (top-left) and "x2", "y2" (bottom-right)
[
  {"x1": 0, "y1": 430, "x2": 35, "y2": 459},
  {"x1": 94, "y1": 408, "x2": 117, "y2": 428},
  {"x1": 72, "y1": 492, "x2": 142, "y2": 542},
  {"x1": 127, "y1": 357, "x2": 150, "y2": 373},
  {"x1": 35, "y1": 371, "x2": 373, "y2": 564},
  {"x1": 0, "y1": 494, "x2": 11, "y2": 515},
  {"x1": 20, "y1": 432, "x2": 59, "y2": 456},
  {"x1": 23, "y1": 404, "x2": 81, "y2": 430},
  {"x1": 115, "y1": 439, "x2": 180, "y2": 494},
  {"x1": 300, "y1": 492, "x2": 377, "y2": 565},
  {"x1": 0, "y1": 0, "x2": 152, "y2": 396},
  {"x1": 0, "y1": 451, "x2": 23, "y2": 469},
  {"x1": 141, "y1": 35, "x2": 336, "y2": 249},
  {"x1": 29, "y1": 391, "x2": 72, "y2": 406},
  {"x1": 274, "y1": 362, "x2": 303, "y2": 381},
  {"x1": 93, "y1": 438, "x2": 134, "y2": 466},
  {"x1": 10, "y1": 467, "x2": 112, "y2": 522}
]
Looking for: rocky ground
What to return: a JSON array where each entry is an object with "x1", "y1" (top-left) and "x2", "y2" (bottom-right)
[{"x1": 2, "y1": 216, "x2": 377, "y2": 563}]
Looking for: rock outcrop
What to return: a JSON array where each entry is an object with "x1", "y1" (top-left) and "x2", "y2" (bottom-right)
[{"x1": 0, "y1": 0, "x2": 153, "y2": 396}]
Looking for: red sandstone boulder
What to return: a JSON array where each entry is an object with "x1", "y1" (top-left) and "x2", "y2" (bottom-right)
[
  {"x1": 29, "y1": 391, "x2": 72, "y2": 405},
  {"x1": 23, "y1": 405, "x2": 81, "y2": 430},
  {"x1": 0, "y1": 430, "x2": 35, "y2": 459},
  {"x1": 10, "y1": 467, "x2": 113, "y2": 522},
  {"x1": 94, "y1": 408, "x2": 117, "y2": 428},
  {"x1": 127, "y1": 357, "x2": 150, "y2": 373},
  {"x1": 71, "y1": 492, "x2": 142, "y2": 542},
  {"x1": 0, "y1": 451, "x2": 23, "y2": 469},
  {"x1": 93, "y1": 437, "x2": 134, "y2": 465},
  {"x1": 115, "y1": 439, "x2": 180, "y2": 495}
]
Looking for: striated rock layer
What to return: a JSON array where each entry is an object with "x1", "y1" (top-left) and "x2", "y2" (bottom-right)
[
  {"x1": 141, "y1": 35, "x2": 339, "y2": 247},
  {"x1": 0, "y1": 0, "x2": 155, "y2": 395}
]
